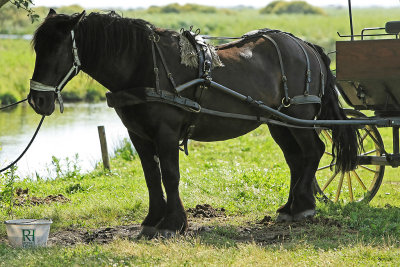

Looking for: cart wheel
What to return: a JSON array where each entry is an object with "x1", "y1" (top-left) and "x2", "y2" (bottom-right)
[{"x1": 314, "y1": 109, "x2": 385, "y2": 203}]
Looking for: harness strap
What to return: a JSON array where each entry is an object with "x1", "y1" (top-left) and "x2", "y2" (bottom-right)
[
  {"x1": 154, "y1": 42, "x2": 178, "y2": 92},
  {"x1": 150, "y1": 33, "x2": 179, "y2": 94},
  {"x1": 261, "y1": 34, "x2": 290, "y2": 104},
  {"x1": 284, "y1": 34, "x2": 312, "y2": 96},
  {"x1": 105, "y1": 87, "x2": 201, "y2": 113},
  {"x1": 307, "y1": 43, "x2": 325, "y2": 97},
  {"x1": 290, "y1": 95, "x2": 321, "y2": 105},
  {"x1": 150, "y1": 36, "x2": 161, "y2": 94}
]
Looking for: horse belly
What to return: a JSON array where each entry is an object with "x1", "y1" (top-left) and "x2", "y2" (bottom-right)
[{"x1": 189, "y1": 116, "x2": 260, "y2": 142}]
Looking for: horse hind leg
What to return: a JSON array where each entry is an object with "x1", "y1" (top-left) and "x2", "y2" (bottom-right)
[
  {"x1": 128, "y1": 131, "x2": 167, "y2": 239},
  {"x1": 268, "y1": 125, "x2": 305, "y2": 222}
]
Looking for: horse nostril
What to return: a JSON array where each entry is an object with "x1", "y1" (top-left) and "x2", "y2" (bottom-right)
[{"x1": 37, "y1": 97, "x2": 44, "y2": 108}]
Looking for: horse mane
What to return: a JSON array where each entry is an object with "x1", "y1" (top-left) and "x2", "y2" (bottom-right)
[{"x1": 33, "y1": 12, "x2": 158, "y2": 66}]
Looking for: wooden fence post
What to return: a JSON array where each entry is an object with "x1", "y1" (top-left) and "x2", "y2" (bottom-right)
[{"x1": 97, "y1": 125, "x2": 110, "y2": 170}]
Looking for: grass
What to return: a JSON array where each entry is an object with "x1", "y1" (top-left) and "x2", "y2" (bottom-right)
[{"x1": 0, "y1": 126, "x2": 400, "y2": 265}]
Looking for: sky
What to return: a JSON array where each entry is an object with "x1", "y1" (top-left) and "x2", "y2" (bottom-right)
[{"x1": 33, "y1": 0, "x2": 400, "y2": 9}]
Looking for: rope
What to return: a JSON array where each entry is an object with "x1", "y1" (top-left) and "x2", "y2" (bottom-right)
[
  {"x1": 0, "y1": 115, "x2": 45, "y2": 173},
  {"x1": 0, "y1": 98, "x2": 45, "y2": 173},
  {"x1": 0, "y1": 98, "x2": 28, "y2": 110}
]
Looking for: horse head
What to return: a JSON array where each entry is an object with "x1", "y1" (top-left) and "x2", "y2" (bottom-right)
[{"x1": 29, "y1": 9, "x2": 85, "y2": 115}]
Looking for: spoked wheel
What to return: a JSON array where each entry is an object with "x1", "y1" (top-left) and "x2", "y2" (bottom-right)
[{"x1": 314, "y1": 109, "x2": 385, "y2": 203}]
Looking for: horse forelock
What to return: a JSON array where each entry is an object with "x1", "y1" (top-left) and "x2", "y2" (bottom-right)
[{"x1": 32, "y1": 14, "x2": 74, "y2": 50}]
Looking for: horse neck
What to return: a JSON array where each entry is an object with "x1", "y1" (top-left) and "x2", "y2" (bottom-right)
[{"x1": 75, "y1": 23, "x2": 155, "y2": 92}]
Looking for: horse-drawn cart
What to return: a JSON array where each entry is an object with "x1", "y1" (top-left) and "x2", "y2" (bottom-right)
[
  {"x1": 315, "y1": 1, "x2": 400, "y2": 203},
  {"x1": 19, "y1": 2, "x2": 400, "y2": 232}
]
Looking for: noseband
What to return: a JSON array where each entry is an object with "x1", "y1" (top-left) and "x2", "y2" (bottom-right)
[{"x1": 30, "y1": 30, "x2": 81, "y2": 113}]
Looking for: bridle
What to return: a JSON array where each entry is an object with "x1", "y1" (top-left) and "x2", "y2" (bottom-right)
[{"x1": 29, "y1": 30, "x2": 81, "y2": 113}]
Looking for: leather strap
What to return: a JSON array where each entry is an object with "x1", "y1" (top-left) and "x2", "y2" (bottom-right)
[
  {"x1": 284, "y1": 34, "x2": 312, "y2": 96},
  {"x1": 261, "y1": 34, "x2": 290, "y2": 104}
]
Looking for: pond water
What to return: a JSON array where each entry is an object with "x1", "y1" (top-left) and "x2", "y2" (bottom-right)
[{"x1": 0, "y1": 102, "x2": 129, "y2": 178}]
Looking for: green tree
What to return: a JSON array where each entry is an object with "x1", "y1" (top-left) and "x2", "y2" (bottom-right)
[
  {"x1": 0, "y1": 0, "x2": 38, "y2": 22},
  {"x1": 260, "y1": 1, "x2": 325, "y2": 15}
]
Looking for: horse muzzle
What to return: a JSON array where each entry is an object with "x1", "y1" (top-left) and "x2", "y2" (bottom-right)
[
  {"x1": 29, "y1": 79, "x2": 65, "y2": 115},
  {"x1": 28, "y1": 90, "x2": 56, "y2": 116}
]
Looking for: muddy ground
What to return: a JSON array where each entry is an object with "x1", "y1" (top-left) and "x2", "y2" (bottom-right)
[
  {"x1": 44, "y1": 204, "x2": 346, "y2": 246},
  {"x1": 1, "y1": 201, "x2": 348, "y2": 247}
]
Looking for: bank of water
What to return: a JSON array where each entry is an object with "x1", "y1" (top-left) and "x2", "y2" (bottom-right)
[{"x1": 0, "y1": 102, "x2": 129, "y2": 178}]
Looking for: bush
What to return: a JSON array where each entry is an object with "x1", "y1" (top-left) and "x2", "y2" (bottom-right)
[
  {"x1": 114, "y1": 138, "x2": 136, "y2": 161},
  {"x1": 62, "y1": 91, "x2": 82, "y2": 102},
  {"x1": 260, "y1": 1, "x2": 325, "y2": 15},
  {"x1": 85, "y1": 88, "x2": 104, "y2": 103},
  {"x1": 160, "y1": 3, "x2": 181, "y2": 13},
  {"x1": 147, "y1": 3, "x2": 217, "y2": 14},
  {"x1": 259, "y1": 1, "x2": 282, "y2": 14},
  {"x1": 0, "y1": 92, "x2": 17, "y2": 105}
]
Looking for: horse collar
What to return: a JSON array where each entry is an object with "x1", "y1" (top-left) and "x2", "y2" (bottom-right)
[{"x1": 30, "y1": 30, "x2": 81, "y2": 113}]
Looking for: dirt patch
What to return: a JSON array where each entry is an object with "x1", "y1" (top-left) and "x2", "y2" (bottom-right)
[
  {"x1": 187, "y1": 204, "x2": 226, "y2": 218},
  {"x1": 15, "y1": 194, "x2": 70, "y2": 206},
  {"x1": 46, "y1": 218, "x2": 345, "y2": 247},
  {"x1": 14, "y1": 188, "x2": 70, "y2": 206},
  {"x1": 2, "y1": 203, "x2": 349, "y2": 247},
  {"x1": 48, "y1": 225, "x2": 142, "y2": 246}
]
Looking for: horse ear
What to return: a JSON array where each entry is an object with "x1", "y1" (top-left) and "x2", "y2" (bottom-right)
[
  {"x1": 47, "y1": 8, "x2": 57, "y2": 17},
  {"x1": 68, "y1": 10, "x2": 86, "y2": 29}
]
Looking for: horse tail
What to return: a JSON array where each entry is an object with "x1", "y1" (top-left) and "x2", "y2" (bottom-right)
[{"x1": 312, "y1": 44, "x2": 360, "y2": 172}]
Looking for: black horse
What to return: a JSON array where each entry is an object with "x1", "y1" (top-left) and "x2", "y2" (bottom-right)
[{"x1": 28, "y1": 10, "x2": 359, "y2": 237}]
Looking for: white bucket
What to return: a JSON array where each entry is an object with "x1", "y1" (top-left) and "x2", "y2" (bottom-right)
[{"x1": 4, "y1": 219, "x2": 52, "y2": 248}]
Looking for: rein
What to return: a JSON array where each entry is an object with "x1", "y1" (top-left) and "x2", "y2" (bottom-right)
[{"x1": 0, "y1": 99, "x2": 45, "y2": 173}]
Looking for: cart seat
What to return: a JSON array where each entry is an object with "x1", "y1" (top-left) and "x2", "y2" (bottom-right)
[{"x1": 385, "y1": 21, "x2": 400, "y2": 34}]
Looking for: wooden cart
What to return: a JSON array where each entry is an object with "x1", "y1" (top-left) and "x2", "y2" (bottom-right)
[{"x1": 314, "y1": 5, "x2": 400, "y2": 203}]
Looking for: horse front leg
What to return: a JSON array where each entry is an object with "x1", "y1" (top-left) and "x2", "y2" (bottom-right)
[
  {"x1": 154, "y1": 127, "x2": 187, "y2": 236},
  {"x1": 128, "y1": 131, "x2": 167, "y2": 238},
  {"x1": 289, "y1": 128, "x2": 325, "y2": 221}
]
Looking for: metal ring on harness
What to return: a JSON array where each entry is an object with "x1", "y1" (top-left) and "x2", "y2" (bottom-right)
[
  {"x1": 281, "y1": 97, "x2": 291, "y2": 108},
  {"x1": 149, "y1": 33, "x2": 160, "y2": 43},
  {"x1": 186, "y1": 105, "x2": 201, "y2": 113}
]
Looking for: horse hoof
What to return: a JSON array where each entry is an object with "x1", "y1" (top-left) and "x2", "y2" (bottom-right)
[
  {"x1": 293, "y1": 209, "x2": 316, "y2": 222},
  {"x1": 156, "y1": 229, "x2": 178, "y2": 239},
  {"x1": 137, "y1": 226, "x2": 157, "y2": 239},
  {"x1": 276, "y1": 213, "x2": 293, "y2": 222}
]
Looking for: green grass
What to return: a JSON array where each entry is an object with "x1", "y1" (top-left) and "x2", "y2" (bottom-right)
[
  {"x1": 0, "y1": 126, "x2": 400, "y2": 265},
  {"x1": 0, "y1": 39, "x2": 105, "y2": 104}
]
